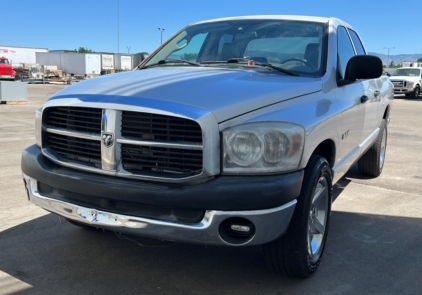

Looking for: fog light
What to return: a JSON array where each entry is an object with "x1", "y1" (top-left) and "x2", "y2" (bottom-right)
[
  {"x1": 230, "y1": 224, "x2": 251, "y2": 232},
  {"x1": 219, "y1": 217, "x2": 256, "y2": 245}
]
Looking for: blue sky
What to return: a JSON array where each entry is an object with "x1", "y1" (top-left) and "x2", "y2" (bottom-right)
[{"x1": 2, "y1": 0, "x2": 420, "y2": 55}]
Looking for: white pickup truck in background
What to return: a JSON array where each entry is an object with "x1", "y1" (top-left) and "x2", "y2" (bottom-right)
[{"x1": 389, "y1": 67, "x2": 422, "y2": 98}]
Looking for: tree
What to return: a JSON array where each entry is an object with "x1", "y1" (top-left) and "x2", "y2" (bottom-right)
[
  {"x1": 74, "y1": 47, "x2": 95, "y2": 53},
  {"x1": 418, "y1": 58, "x2": 422, "y2": 62},
  {"x1": 389, "y1": 61, "x2": 395, "y2": 68}
]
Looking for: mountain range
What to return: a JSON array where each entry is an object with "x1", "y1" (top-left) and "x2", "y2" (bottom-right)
[{"x1": 368, "y1": 52, "x2": 422, "y2": 66}]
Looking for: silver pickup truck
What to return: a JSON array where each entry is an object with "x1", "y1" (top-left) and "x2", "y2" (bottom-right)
[{"x1": 21, "y1": 15, "x2": 393, "y2": 278}]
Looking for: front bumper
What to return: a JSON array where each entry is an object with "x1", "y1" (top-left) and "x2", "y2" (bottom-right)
[
  {"x1": 394, "y1": 87, "x2": 413, "y2": 93},
  {"x1": 23, "y1": 173, "x2": 296, "y2": 246},
  {"x1": 0, "y1": 75, "x2": 15, "y2": 80},
  {"x1": 21, "y1": 145, "x2": 303, "y2": 246}
]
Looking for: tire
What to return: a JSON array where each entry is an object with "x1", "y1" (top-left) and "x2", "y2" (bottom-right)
[
  {"x1": 358, "y1": 119, "x2": 387, "y2": 177},
  {"x1": 66, "y1": 218, "x2": 98, "y2": 230},
  {"x1": 263, "y1": 155, "x2": 333, "y2": 278},
  {"x1": 412, "y1": 86, "x2": 420, "y2": 98}
]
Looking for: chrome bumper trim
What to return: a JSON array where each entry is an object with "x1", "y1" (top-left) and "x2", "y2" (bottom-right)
[{"x1": 23, "y1": 174, "x2": 296, "y2": 246}]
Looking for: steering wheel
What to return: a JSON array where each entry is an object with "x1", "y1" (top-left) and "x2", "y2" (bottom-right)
[{"x1": 280, "y1": 57, "x2": 316, "y2": 70}]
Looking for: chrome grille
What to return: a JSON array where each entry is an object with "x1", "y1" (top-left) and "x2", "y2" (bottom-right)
[
  {"x1": 42, "y1": 106, "x2": 204, "y2": 181},
  {"x1": 392, "y1": 80, "x2": 405, "y2": 88}
]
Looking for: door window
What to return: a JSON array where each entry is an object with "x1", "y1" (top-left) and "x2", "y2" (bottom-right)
[
  {"x1": 348, "y1": 29, "x2": 366, "y2": 55},
  {"x1": 337, "y1": 26, "x2": 356, "y2": 80}
]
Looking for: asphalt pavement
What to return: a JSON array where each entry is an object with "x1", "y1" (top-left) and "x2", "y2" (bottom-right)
[{"x1": 0, "y1": 85, "x2": 421, "y2": 295}]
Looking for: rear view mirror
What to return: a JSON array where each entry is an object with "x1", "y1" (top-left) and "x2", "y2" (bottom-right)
[{"x1": 346, "y1": 55, "x2": 383, "y2": 80}]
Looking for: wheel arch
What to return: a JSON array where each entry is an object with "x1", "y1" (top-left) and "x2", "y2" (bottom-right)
[{"x1": 307, "y1": 139, "x2": 336, "y2": 169}]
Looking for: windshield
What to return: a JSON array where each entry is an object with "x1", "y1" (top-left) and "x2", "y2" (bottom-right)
[
  {"x1": 0, "y1": 59, "x2": 9, "y2": 65},
  {"x1": 392, "y1": 68, "x2": 421, "y2": 77},
  {"x1": 144, "y1": 19, "x2": 327, "y2": 76}
]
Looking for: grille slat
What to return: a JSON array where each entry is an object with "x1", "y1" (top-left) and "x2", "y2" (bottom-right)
[
  {"x1": 47, "y1": 123, "x2": 101, "y2": 131},
  {"x1": 48, "y1": 144, "x2": 101, "y2": 156},
  {"x1": 122, "y1": 130, "x2": 203, "y2": 140},
  {"x1": 48, "y1": 134, "x2": 100, "y2": 147},
  {"x1": 122, "y1": 119, "x2": 199, "y2": 127},
  {"x1": 121, "y1": 157, "x2": 203, "y2": 167},
  {"x1": 48, "y1": 116, "x2": 101, "y2": 126}
]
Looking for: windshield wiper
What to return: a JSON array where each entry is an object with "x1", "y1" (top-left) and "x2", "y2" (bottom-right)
[
  {"x1": 200, "y1": 59, "x2": 299, "y2": 76},
  {"x1": 140, "y1": 59, "x2": 202, "y2": 69},
  {"x1": 253, "y1": 62, "x2": 300, "y2": 77}
]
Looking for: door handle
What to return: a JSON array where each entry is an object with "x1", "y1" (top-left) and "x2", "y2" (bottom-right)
[
  {"x1": 374, "y1": 90, "x2": 380, "y2": 97},
  {"x1": 361, "y1": 95, "x2": 369, "y2": 103}
]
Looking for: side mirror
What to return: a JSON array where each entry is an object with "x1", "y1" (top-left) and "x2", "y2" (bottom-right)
[{"x1": 338, "y1": 55, "x2": 383, "y2": 86}]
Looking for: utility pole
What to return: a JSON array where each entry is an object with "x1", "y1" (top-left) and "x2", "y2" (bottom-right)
[
  {"x1": 127, "y1": 46, "x2": 131, "y2": 54},
  {"x1": 384, "y1": 47, "x2": 395, "y2": 67},
  {"x1": 158, "y1": 28, "x2": 165, "y2": 44},
  {"x1": 117, "y1": 0, "x2": 120, "y2": 53}
]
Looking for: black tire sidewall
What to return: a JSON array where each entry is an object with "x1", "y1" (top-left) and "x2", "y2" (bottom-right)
[
  {"x1": 414, "y1": 87, "x2": 420, "y2": 98},
  {"x1": 304, "y1": 159, "x2": 332, "y2": 270},
  {"x1": 290, "y1": 156, "x2": 333, "y2": 274}
]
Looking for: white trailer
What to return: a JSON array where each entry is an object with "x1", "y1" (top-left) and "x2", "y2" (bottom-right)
[
  {"x1": 0, "y1": 45, "x2": 48, "y2": 67},
  {"x1": 100, "y1": 53, "x2": 114, "y2": 71},
  {"x1": 114, "y1": 54, "x2": 133, "y2": 71},
  {"x1": 36, "y1": 52, "x2": 101, "y2": 75},
  {"x1": 61, "y1": 53, "x2": 101, "y2": 75}
]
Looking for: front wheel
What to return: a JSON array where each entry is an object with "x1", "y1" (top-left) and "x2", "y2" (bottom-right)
[
  {"x1": 412, "y1": 86, "x2": 420, "y2": 98},
  {"x1": 263, "y1": 155, "x2": 333, "y2": 278}
]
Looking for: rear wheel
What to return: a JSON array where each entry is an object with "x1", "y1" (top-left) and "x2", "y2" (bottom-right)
[
  {"x1": 263, "y1": 155, "x2": 332, "y2": 278},
  {"x1": 358, "y1": 119, "x2": 387, "y2": 177}
]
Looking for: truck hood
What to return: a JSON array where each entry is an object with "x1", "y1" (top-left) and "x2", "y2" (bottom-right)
[
  {"x1": 390, "y1": 76, "x2": 421, "y2": 82},
  {"x1": 0, "y1": 64, "x2": 15, "y2": 75},
  {"x1": 52, "y1": 67, "x2": 322, "y2": 122}
]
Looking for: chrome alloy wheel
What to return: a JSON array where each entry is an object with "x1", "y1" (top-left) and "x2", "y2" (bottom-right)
[
  {"x1": 307, "y1": 176, "x2": 329, "y2": 261},
  {"x1": 380, "y1": 127, "x2": 387, "y2": 170}
]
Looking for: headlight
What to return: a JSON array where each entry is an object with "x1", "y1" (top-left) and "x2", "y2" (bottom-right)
[
  {"x1": 408, "y1": 81, "x2": 414, "y2": 87},
  {"x1": 35, "y1": 107, "x2": 43, "y2": 147},
  {"x1": 223, "y1": 122, "x2": 305, "y2": 174}
]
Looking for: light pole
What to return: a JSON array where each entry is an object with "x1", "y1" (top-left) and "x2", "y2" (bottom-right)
[
  {"x1": 384, "y1": 47, "x2": 395, "y2": 67},
  {"x1": 127, "y1": 46, "x2": 131, "y2": 54},
  {"x1": 158, "y1": 28, "x2": 165, "y2": 44}
]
